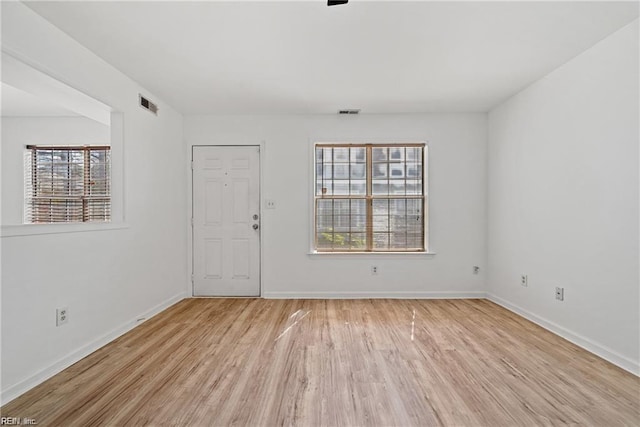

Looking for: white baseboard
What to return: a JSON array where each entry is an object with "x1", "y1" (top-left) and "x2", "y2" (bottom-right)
[
  {"x1": 263, "y1": 291, "x2": 487, "y2": 299},
  {"x1": 486, "y1": 293, "x2": 639, "y2": 376},
  {"x1": 5, "y1": 291, "x2": 636, "y2": 405},
  {"x1": 1, "y1": 291, "x2": 187, "y2": 405}
]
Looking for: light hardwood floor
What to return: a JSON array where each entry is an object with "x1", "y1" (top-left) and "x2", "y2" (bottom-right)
[{"x1": 2, "y1": 299, "x2": 639, "y2": 426}]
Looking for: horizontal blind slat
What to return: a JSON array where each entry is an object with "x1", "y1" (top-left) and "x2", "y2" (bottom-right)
[{"x1": 25, "y1": 146, "x2": 111, "y2": 223}]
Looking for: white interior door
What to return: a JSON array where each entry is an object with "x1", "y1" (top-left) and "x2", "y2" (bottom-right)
[{"x1": 192, "y1": 146, "x2": 260, "y2": 296}]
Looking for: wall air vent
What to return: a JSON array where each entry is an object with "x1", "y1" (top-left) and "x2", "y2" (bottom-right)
[
  {"x1": 338, "y1": 109, "x2": 360, "y2": 115},
  {"x1": 139, "y1": 94, "x2": 158, "y2": 115}
]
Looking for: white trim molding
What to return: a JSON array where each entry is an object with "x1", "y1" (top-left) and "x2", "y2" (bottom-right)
[
  {"x1": 1, "y1": 222, "x2": 129, "y2": 238},
  {"x1": 487, "y1": 293, "x2": 640, "y2": 376},
  {"x1": 0, "y1": 292, "x2": 187, "y2": 405},
  {"x1": 263, "y1": 291, "x2": 486, "y2": 299}
]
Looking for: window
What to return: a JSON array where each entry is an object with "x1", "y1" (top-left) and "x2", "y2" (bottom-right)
[
  {"x1": 314, "y1": 143, "x2": 427, "y2": 252},
  {"x1": 25, "y1": 145, "x2": 111, "y2": 223}
]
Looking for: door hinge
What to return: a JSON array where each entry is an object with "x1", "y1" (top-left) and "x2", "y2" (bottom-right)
[
  {"x1": 191, "y1": 275, "x2": 194, "y2": 283},
  {"x1": 191, "y1": 161, "x2": 194, "y2": 170},
  {"x1": 191, "y1": 217, "x2": 194, "y2": 226}
]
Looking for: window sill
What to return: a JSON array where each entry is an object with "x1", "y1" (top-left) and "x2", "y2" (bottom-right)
[
  {"x1": 308, "y1": 251, "x2": 436, "y2": 257},
  {"x1": 1, "y1": 222, "x2": 129, "y2": 238}
]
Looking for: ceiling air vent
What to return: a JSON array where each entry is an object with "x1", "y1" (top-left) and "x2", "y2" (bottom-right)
[
  {"x1": 139, "y1": 94, "x2": 158, "y2": 115},
  {"x1": 338, "y1": 109, "x2": 360, "y2": 115}
]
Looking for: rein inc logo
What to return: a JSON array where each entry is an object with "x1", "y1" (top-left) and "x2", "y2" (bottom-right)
[{"x1": 1, "y1": 418, "x2": 37, "y2": 425}]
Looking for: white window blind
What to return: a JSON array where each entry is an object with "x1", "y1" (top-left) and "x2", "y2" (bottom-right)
[
  {"x1": 25, "y1": 145, "x2": 111, "y2": 223},
  {"x1": 314, "y1": 143, "x2": 427, "y2": 252}
]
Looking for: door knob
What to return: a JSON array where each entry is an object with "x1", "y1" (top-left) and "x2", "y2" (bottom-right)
[{"x1": 252, "y1": 224, "x2": 259, "y2": 230}]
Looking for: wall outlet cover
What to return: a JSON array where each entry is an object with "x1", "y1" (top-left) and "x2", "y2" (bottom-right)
[{"x1": 56, "y1": 307, "x2": 69, "y2": 326}]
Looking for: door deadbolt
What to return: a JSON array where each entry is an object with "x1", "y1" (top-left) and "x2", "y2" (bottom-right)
[{"x1": 253, "y1": 214, "x2": 259, "y2": 220}]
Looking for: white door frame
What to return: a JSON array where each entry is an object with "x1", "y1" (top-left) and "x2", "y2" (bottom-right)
[{"x1": 187, "y1": 142, "x2": 265, "y2": 297}]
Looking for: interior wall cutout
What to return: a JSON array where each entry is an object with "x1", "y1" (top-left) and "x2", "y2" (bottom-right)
[{"x1": 1, "y1": 2, "x2": 187, "y2": 403}]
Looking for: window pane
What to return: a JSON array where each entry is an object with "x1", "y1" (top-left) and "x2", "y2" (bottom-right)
[
  {"x1": 333, "y1": 148, "x2": 349, "y2": 162},
  {"x1": 351, "y1": 199, "x2": 366, "y2": 215},
  {"x1": 390, "y1": 233, "x2": 407, "y2": 249},
  {"x1": 314, "y1": 143, "x2": 425, "y2": 252},
  {"x1": 26, "y1": 147, "x2": 110, "y2": 223},
  {"x1": 350, "y1": 163, "x2": 365, "y2": 179},
  {"x1": 349, "y1": 233, "x2": 366, "y2": 250},
  {"x1": 389, "y1": 181, "x2": 405, "y2": 195},
  {"x1": 319, "y1": 182, "x2": 333, "y2": 195},
  {"x1": 406, "y1": 180, "x2": 421, "y2": 195},
  {"x1": 389, "y1": 147, "x2": 404, "y2": 161},
  {"x1": 333, "y1": 164, "x2": 349, "y2": 179},
  {"x1": 390, "y1": 199, "x2": 406, "y2": 215},
  {"x1": 407, "y1": 217, "x2": 423, "y2": 234},
  {"x1": 333, "y1": 199, "x2": 349, "y2": 214},
  {"x1": 372, "y1": 180, "x2": 388, "y2": 195},
  {"x1": 350, "y1": 215, "x2": 367, "y2": 232},
  {"x1": 321, "y1": 147, "x2": 332, "y2": 164},
  {"x1": 373, "y1": 233, "x2": 389, "y2": 250},
  {"x1": 372, "y1": 163, "x2": 387, "y2": 178},
  {"x1": 389, "y1": 164, "x2": 404, "y2": 178},
  {"x1": 333, "y1": 215, "x2": 351, "y2": 232},
  {"x1": 316, "y1": 162, "x2": 326, "y2": 195},
  {"x1": 407, "y1": 199, "x2": 422, "y2": 218},
  {"x1": 372, "y1": 147, "x2": 387, "y2": 162},
  {"x1": 333, "y1": 180, "x2": 349, "y2": 195},
  {"x1": 323, "y1": 164, "x2": 333, "y2": 180},
  {"x1": 372, "y1": 199, "x2": 389, "y2": 232},
  {"x1": 316, "y1": 229, "x2": 334, "y2": 250},
  {"x1": 350, "y1": 180, "x2": 366, "y2": 195},
  {"x1": 406, "y1": 147, "x2": 419, "y2": 161},
  {"x1": 350, "y1": 147, "x2": 365, "y2": 162},
  {"x1": 372, "y1": 199, "x2": 388, "y2": 215},
  {"x1": 317, "y1": 199, "x2": 332, "y2": 215},
  {"x1": 36, "y1": 149, "x2": 52, "y2": 163},
  {"x1": 390, "y1": 212, "x2": 407, "y2": 229},
  {"x1": 406, "y1": 163, "x2": 421, "y2": 178},
  {"x1": 406, "y1": 235, "x2": 422, "y2": 249}
]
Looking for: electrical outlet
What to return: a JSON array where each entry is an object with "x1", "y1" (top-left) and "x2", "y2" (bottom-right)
[
  {"x1": 56, "y1": 307, "x2": 69, "y2": 326},
  {"x1": 555, "y1": 287, "x2": 564, "y2": 301},
  {"x1": 265, "y1": 199, "x2": 276, "y2": 209},
  {"x1": 521, "y1": 274, "x2": 528, "y2": 287},
  {"x1": 473, "y1": 266, "x2": 480, "y2": 275},
  {"x1": 371, "y1": 265, "x2": 378, "y2": 275}
]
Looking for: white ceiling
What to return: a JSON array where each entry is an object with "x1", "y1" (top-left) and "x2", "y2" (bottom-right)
[
  {"x1": 1, "y1": 82, "x2": 80, "y2": 117},
  {"x1": 25, "y1": 1, "x2": 639, "y2": 115}
]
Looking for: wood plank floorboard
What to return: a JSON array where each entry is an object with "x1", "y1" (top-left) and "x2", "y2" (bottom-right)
[{"x1": 2, "y1": 299, "x2": 638, "y2": 426}]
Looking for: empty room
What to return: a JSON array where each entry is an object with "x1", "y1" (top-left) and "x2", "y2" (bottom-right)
[{"x1": 1, "y1": 1, "x2": 638, "y2": 425}]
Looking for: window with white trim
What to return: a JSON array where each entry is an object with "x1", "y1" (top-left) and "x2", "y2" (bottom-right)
[
  {"x1": 314, "y1": 143, "x2": 427, "y2": 252},
  {"x1": 25, "y1": 145, "x2": 111, "y2": 223}
]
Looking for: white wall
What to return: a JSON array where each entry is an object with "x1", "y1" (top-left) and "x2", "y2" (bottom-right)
[
  {"x1": 184, "y1": 113, "x2": 487, "y2": 298},
  {"x1": 1, "y1": 2, "x2": 188, "y2": 402},
  {"x1": 487, "y1": 20, "x2": 639, "y2": 373},
  {"x1": 3, "y1": 0, "x2": 635, "y2": 407},
  {"x1": 1, "y1": 116, "x2": 110, "y2": 224}
]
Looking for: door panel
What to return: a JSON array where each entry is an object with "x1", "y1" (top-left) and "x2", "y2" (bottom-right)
[
  {"x1": 204, "y1": 238, "x2": 223, "y2": 279},
  {"x1": 193, "y1": 146, "x2": 260, "y2": 296},
  {"x1": 205, "y1": 180, "x2": 223, "y2": 224}
]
